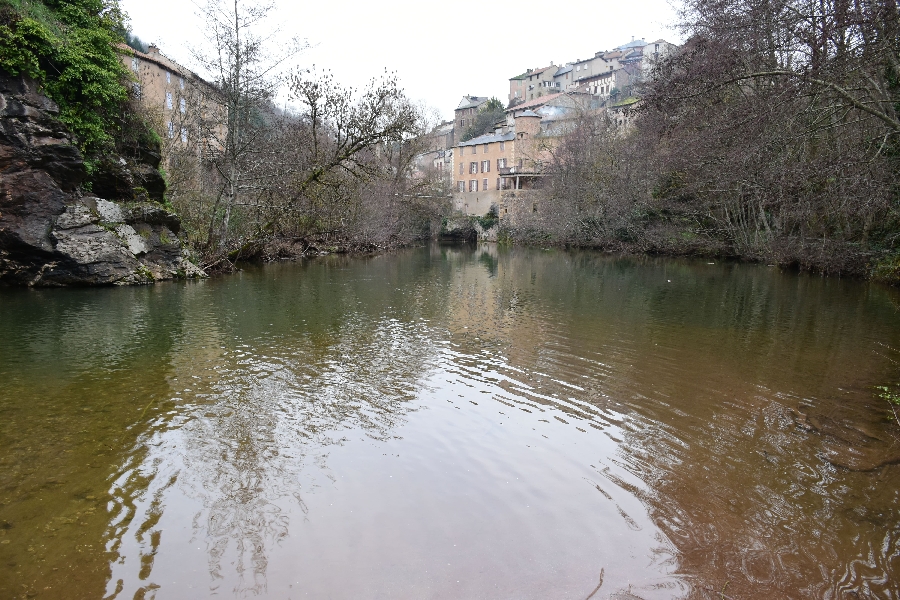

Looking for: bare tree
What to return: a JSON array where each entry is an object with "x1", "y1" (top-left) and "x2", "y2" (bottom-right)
[{"x1": 191, "y1": 0, "x2": 304, "y2": 250}]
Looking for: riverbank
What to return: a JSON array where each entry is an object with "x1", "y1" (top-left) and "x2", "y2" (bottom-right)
[{"x1": 434, "y1": 213, "x2": 900, "y2": 286}]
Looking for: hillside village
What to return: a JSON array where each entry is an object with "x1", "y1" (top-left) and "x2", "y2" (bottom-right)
[
  {"x1": 110, "y1": 35, "x2": 677, "y2": 224},
  {"x1": 417, "y1": 38, "x2": 676, "y2": 217}
]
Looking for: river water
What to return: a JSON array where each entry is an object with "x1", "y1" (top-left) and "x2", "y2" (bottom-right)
[{"x1": 1, "y1": 245, "x2": 899, "y2": 599}]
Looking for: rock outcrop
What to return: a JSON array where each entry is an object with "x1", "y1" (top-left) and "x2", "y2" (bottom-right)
[{"x1": 0, "y1": 71, "x2": 204, "y2": 285}]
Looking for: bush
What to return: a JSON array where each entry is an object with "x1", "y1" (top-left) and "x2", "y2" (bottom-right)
[{"x1": 0, "y1": 0, "x2": 129, "y2": 153}]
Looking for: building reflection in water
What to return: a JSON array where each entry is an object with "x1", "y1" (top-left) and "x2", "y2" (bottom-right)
[{"x1": 2, "y1": 246, "x2": 898, "y2": 599}]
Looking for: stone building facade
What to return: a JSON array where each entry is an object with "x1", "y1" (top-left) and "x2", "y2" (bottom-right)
[{"x1": 118, "y1": 44, "x2": 222, "y2": 154}]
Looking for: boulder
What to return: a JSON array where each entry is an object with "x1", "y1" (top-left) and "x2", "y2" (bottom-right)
[{"x1": 0, "y1": 71, "x2": 204, "y2": 286}]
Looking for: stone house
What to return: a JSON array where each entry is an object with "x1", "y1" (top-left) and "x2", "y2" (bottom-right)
[
  {"x1": 412, "y1": 120, "x2": 455, "y2": 185},
  {"x1": 455, "y1": 96, "x2": 489, "y2": 132},
  {"x1": 552, "y1": 64, "x2": 574, "y2": 91}
]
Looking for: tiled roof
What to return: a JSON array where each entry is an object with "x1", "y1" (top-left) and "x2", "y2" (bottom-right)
[
  {"x1": 554, "y1": 65, "x2": 573, "y2": 76},
  {"x1": 457, "y1": 96, "x2": 489, "y2": 110},
  {"x1": 575, "y1": 70, "x2": 617, "y2": 83},
  {"x1": 117, "y1": 43, "x2": 214, "y2": 89},
  {"x1": 517, "y1": 110, "x2": 541, "y2": 118},
  {"x1": 616, "y1": 39, "x2": 648, "y2": 50},
  {"x1": 458, "y1": 131, "x2": 516, "y2": 147},
  {"x1": 512, "y1": 64, "x2": 564, "y2": 79},
  {"x1": 506, "y1": 92, "x2": 564, "y2": 112}
]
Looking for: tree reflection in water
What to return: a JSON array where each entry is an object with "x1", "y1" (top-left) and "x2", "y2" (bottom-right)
[
  {"x1": 5, "y1": 247, "x2": 896, "y2": 599},
  {"x1": 110, "y1": 311, "x2": 437, "y2": 597}
]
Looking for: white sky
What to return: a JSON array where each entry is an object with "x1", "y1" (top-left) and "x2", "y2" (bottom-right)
[{"x1": 120, "y1": 0, "x2": 681, "y2": 121}]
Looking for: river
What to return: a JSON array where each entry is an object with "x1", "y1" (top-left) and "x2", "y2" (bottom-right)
[{"x1": 1, "y1": 245, "x2": 899, "y2": 599}]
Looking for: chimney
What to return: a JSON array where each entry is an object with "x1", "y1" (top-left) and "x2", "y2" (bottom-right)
[{"x1": 147, "y1": 43, "x2": 159, "y2": 55}]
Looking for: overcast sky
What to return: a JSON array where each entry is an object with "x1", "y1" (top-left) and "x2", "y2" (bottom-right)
[{"x1": 120, "y1": 0, "x2": 681, "y2": 121}]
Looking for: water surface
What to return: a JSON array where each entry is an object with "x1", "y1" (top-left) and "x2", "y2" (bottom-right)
[{"x1": 1, "y1": 245, "x2": 899, "y2": 599}]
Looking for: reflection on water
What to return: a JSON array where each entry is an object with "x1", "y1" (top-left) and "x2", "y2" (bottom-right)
[{"x1": 1, "y1": 246, "x2": 900, "y2": 599}]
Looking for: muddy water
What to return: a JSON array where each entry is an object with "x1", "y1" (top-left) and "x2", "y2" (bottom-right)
[{"x1": 1, "y1": 246, "x2": 899, "y2": 599}]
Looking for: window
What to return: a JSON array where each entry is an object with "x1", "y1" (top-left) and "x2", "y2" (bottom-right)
[
  {"x1": 166, "y1": 72, "x2": 171, "y2": 84},
  {"x1": 132, "y1": 82, "x2": 141, "y2": 98},
  {"x1": 483, "y1": 178, "x2": 488, "y2": 190},
  {"x1": 165, "y1": 91, "x2": 173, "y2": 110},
  {"x1": 469, "y1": 180, "x2": 478, "y2": 192},
  {"x1": 518, "y1": 158, "x2": 523, "y2": 168},
  {"x1": 459, "y1": 163, "x2": 464, "y2": 175},
  {"x1": 459, "y1": 147, "x2": 464, "y2": 157},
  {"x1": 131, "y1": 57, "x2": 138, "y2": 72},
  {"x1": 497, "y1": 158, "x2": 507, "y2": 169},
  {"x1": 437, "y1": 162, "x2": 443, "y2": 172},
  {"x1": 472, "y1": 146, "x2": 477, "y2": 154},
  {"x1": 180, "y1": 77, "x2": 185, "y2": 89},
  {"x1": 576, "y1": 65, "x2": 581, "y2": 71},
  {"x1": 496, "y1": 178, "x2": 501, "y2": 190},
  {"x1": 167, "y1": 121, "x2": 174, "y2": 138},
  {"x1": 470, "y1": 162, "x2": 478, "y2": 174},
  {"x1": 481, "y1": 160, "x2": 489, "y2": 173},
  {"x1": 179, "y1": 98, "x2": 186, "y2": 114},
  {"x1": 499, "y1": 142, "x2": 505, "y2": 151},
  {"x1": 483, "y1": 143, "x2": 488, "y2": 153},
  {"x1": 458, "y1": 181, "x2": 465, "y2": 193},
  {"x1": 180, "y1": 127, "x2": 188, "y2": 143}
]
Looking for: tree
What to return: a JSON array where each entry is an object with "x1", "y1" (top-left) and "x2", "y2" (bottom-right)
[
  {"x1": 190, "y1": 0, "x2": 305, "y2": 249},
  {"x1": 0, "y1": 0, "x2": 130, "y2": 152},
  {"x1": 461, "y1": 97, "x2": 505, "y2": 141}
]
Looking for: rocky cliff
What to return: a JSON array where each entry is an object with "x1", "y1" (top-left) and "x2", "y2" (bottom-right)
[{"x1": 0, "y1": 72, "x2": 204, "y2": 286}]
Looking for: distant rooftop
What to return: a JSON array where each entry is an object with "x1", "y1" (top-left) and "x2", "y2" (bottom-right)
[
  {"x1": 506, "y1": 92, "x2": 564, "y2": 112},
  {"x1": 458, "y1": 131, "x2": 516, "y2": 147},
  {"x1": 457, "y1": 95, "x2": 489, "y2": 110},
  {"x1": 615, "y1": 38, "x2": 648, "y2": 50}
]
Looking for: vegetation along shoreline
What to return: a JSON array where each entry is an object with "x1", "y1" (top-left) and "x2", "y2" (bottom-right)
[{"x1": 1, "y1": 0, "x2": 898, "y2": 285}]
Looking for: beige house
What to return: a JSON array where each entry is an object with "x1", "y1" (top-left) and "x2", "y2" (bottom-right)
[
  {"x1": 508, "y1": 65, "x2": 559, "y2": 103},
  {"x1": 118, "y1": 44, "x2": 220, "y2": 153},
  {"x1": 452, "y1": 110, "x2": 551, "y2": 216}
]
